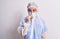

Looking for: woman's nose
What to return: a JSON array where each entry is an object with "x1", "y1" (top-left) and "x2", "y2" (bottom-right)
[{"x1": 31, "y1": 10, "x2": 33, "y2": 13}]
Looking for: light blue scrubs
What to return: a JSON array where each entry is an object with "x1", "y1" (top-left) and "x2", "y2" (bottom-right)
[{"x1": 19, "y1": 16, "x2": 47, "y2": 39}]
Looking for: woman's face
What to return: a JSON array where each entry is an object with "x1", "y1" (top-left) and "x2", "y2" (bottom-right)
[{"x1": 28, "y1": 6, "x2": 37, "y2": 14}]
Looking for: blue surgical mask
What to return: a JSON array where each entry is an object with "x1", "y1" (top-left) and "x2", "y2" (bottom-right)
[{"x1": 28, "y1": 12, "x2": 37, "y2": 19}]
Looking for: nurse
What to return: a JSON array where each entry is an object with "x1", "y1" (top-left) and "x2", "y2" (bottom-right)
[{"x1": 17, "y1": 2, "x2": 47, "y2": 39}]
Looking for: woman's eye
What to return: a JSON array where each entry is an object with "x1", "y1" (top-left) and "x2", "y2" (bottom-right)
[
  {"x1": 28, "y1": 9, "x2": 37, "y2": 12},
  {"x1": 28, "y1": 9, "x2": 31, "y2": 12},
  {"x1": 33, "y1": 9, "x2": 36, "y2": 12}
]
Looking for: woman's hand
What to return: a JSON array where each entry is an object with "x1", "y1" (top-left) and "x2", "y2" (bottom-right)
[{"x1": 25, "y1": 16, "x2": 31, "y2": 23}]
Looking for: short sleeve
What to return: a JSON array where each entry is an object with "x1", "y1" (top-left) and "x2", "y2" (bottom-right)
[{"x1": 17, "y1": 18, "x2": 26, "y2": 33}]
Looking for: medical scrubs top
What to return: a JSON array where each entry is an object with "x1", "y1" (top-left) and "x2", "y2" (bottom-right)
[{"x1": 18, "y1": 16, "x2": 47, "y2": 39}]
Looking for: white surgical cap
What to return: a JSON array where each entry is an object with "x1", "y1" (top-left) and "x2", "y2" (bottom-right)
[{"x1": 27, "y1": 2, "x2": 38, "y2": 9}]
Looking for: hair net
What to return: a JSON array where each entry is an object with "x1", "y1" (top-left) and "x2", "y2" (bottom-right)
[{"x1": 27, "y1": 2, "x2": 38, "y2": 9}]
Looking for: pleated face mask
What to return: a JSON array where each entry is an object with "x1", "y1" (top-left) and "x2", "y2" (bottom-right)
[{"x1": 28, "y1": 12, "x2": 37, "y2": 19}]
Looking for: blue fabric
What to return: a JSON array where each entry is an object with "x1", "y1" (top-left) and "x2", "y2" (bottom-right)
[{"x1": 19, "y1": 16, "x2": 47, "y2": 39}]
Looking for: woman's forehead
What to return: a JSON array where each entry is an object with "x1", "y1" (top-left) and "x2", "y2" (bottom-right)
[{"x1": 28, "y1": 6, "x2": 36, "y2": 9}]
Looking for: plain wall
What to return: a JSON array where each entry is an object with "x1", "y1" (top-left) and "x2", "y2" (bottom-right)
[{"x1": 0, "y1": 0, "x2": 60, "y2": 39}]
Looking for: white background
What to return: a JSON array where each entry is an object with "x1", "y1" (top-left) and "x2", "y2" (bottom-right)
[{"x1": 0, "y1": 0, "x2": 60, "y2": 39}]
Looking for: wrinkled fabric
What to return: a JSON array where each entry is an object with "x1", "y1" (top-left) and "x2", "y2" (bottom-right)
[{"x1": 18, "y1": 16, "x2": 47, "y2": 39}]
